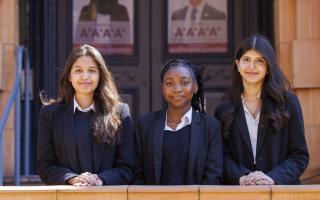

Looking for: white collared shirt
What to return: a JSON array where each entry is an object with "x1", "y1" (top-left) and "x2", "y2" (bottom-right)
[
  {"x1": 164, "y1": 107, "x2": 192, "y2": 131},
  {"x1": 73, "y1": 96, "x2": 95, "y2": 113},
  {"x1": 96, "y1": 13, "x2": 111, "y2": 24},
  {"x1": 186, "y1": 1, "x2": 206, "y2": 23},
  {"x1": 242, "y1": 98, "x2": 260, "y2": 164}
]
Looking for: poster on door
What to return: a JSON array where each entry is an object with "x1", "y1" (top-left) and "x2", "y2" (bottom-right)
[
  {"x1": 168, "y1": 0, "x2": 228, "y2": 54},
  {"x1": 73, "y1": 0, "x2": 134, "y2": 55}
]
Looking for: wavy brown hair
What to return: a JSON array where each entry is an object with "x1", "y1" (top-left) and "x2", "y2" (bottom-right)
[
  {"x1": 42, "y1": 44, "x2": 122, "y2": 144},
  {"x1": 219, "y1": 34, "x2": 291, "y2": 137}
]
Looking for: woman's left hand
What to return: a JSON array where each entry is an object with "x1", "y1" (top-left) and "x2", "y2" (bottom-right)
[
  {"x1": 247, "y1": 171, "x2": 275, "y2": 185},
  {"x1": 78, "y1": 172, "x2": 103, "y2": 186}
]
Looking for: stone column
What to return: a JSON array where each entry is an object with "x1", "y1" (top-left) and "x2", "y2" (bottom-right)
[
  {"x1": 275, "y1": 0, "x2": 320, "y2": 183},
  {"x1": 0, "y1": 0, "x2": 19, "y2": 177}
]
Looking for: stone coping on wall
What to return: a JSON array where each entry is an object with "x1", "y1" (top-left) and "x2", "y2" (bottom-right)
[{"x1": 0, "y1": 185, "x2": 320, "y2": 200}]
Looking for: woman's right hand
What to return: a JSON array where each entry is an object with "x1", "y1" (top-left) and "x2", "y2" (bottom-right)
[
  {"x1": 248, "y1": 171, "x2": 274, "y2": 185},
  {"x1": 239, "y1": 171, "x2": 275, "y2": 185},
  {"x1": 68, "y1": 172, "x2": 103, "y2": 186},
  {"x1": 67, "y1": 176, "x2": 90, "y2": 186},
  {"x1": 78, "y1": 172, "x2": 103, "y2": 186}
]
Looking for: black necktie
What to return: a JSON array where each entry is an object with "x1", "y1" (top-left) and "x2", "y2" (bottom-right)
[{"x1": 191, "y1": 7, "x2": 197, "y2": 21}]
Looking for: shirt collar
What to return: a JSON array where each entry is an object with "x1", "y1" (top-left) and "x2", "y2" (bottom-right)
[
  {"x1": 164, "y1": 107, "x2": 193, "y2": 131},
  {"x1": 242, "y1": 102, "x2": 261, "y2": 122},
  {"x1": 73, "y1": 96, "x2": 95, "y2": 113},
  {"x1": 241, "y1": 92, "x2": 261, "y2": 122}
]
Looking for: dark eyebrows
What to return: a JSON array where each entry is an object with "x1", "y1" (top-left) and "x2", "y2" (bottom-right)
[
  {"x1": 70, "y1": 66, "x2": 82, "y2": 71},
  {"x1": 71, "y1": 65, "x2": 98, "y2": 69},
  {"x1": 88, "y1": 66, "x2": 99, "y2": 69},
  {"x1": 180, "y1": 76, "x2": 191, "y2": 80},
  {"x1": 164, "y1": 76, "x2": 191, "y2": 82},
  {"x1": 241, "y1": 55, "x2": 264, "y2": 59}
]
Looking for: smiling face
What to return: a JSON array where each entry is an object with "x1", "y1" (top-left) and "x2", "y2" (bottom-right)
[
  {"x1": 236, "y1": 49, "x2": 268, "y2": 88},
  {"x1": 162, "y1": 66, "x2": 198, "y2": 111},
  {"x1": 68, "y1": 55, "x2": 100, "y2": 99}
]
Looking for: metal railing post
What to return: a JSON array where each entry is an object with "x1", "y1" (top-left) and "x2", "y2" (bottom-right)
[
  {"x1": 14, "y1": 46, "x2": 25, "y2": 186},
  {"x1": 0, "y1": 45, "x2": 30, "y2": 185},
  {"x1": 0, "y1": 137, "x2": 3, "y2": 185},
  {"x1": 14, "y1": 81, "x2": 21, "y2": 186},
  {"x1": 24, "y1": 48, "x2": 30, "y2": 176}
]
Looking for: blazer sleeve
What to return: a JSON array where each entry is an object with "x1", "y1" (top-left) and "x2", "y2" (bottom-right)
[
  {"x1": 97, "y1": 103, "x2": 135, "y2": 185},
  {"x1": 132, "y1": 116, "x2": 145, "y2": 184},
  {"x1": 214, "y1": 105, "x2": 251, "y2": 184},
  {"x1": 266, "y1": 94, "x2": 309, "y2": 184},
  {"x1": 202, "y1": 117, "x2": 223, "y2": 184},
  {"x1": 222, "y1": 137, "x2": 251, "y2": 184},
  {"x1": 37, "y1": 105, "x2": 78, "y2": 185}
]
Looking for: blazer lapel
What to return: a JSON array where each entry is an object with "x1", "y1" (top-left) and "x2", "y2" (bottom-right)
[
  {"x1": 153, "y1": 110, "x2": 166, "y2": 184},
  {"x1": 235, "y1": 105, "x2": 253, "y2": 153},
  {"x1": 89, "y1": 103, "x2": 105, "y2": 172},
  {"x1": 63, "y1": 102, "x2": 79, "y2": 171},
  {"x1": 92, "y1": 136, "x2": 105, "y2": 172},
  {"x1": 256, "y1": 105, "x2": 267, "y2": 156},
  {"x1": 186, "y1": 110, "x2": 201, "y2": 183}
]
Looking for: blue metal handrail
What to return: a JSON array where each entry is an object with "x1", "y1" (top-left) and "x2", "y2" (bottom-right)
[{"x1": 0, "y1": 45, "x2": 31, "y2": 185}]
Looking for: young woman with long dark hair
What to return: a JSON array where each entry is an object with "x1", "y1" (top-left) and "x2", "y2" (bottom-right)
[{"x1": 215, "y1": 34, "x2": 309, "y2": 185}]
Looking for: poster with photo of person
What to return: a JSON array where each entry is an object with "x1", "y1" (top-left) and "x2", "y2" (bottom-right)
[
  {"x1": 168, "y1": 0, "x2": 227, "y2": 54},
  {"x1": 73, "y1": 0, "x2": 134, "y2": 55}
]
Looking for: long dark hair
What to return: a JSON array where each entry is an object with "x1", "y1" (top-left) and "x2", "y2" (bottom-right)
[
  {"x1": 160, "y1": 59, "x2": 205, "y2": 113},
  {"x1": 220, "y1": 34, "x2": 290, "y2": 137},
  {"x1": 41, "y1": 44, "x2": 122, "y2": 144}
]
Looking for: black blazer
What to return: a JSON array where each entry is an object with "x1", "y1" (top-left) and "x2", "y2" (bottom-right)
[
  {"x1": 171, "y1": 3, "x2": 226, "y2": 21},
  {"x1": 79, "y1": 4, "x2": 129, "y2": 22},
  {"x1": 215, "y1": 93, "x2": 309, "y2": 185},
  {"x1": 134, "y1": 109, "x2": 222, "y2": 185},
  {"x1": 37, "y1": 102, "x2": 134, "y2": 185}
]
